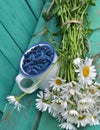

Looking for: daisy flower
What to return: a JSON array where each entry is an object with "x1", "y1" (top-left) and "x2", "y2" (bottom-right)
[
  {"x1": 61, "y1": 89, "x2": 70, "y2": 101},
  {"x1": 49, "y1": 103, "x2": 63, "y2": 120},
  {"x1": 48, "y1": 104, "x2": 57, "y2": 117},
  {"x1": 67, "y1": 110, "x2": 79, "y2": 123},
  {"x1": 70, "y1": 81, "x2": 82, "y2": 91},
  {"x1": 61, "y1": 100, "x2": 68, "y2": 109},
  {"x1": 61, "y1": 102, "x2": 76, "y2": 120},
  {"x1": 88, "y1": 85, "x2": 100, "y2": 96},
  {"x1": 94, "y1": 82, "x2": 100, "y2": 90},
  {"x1": 6, "y1": 96, "x2": 24, "y2": 112},
  {"x1": 90, "y1": 111, "x2": 100, "y2": 125},
  {"x1": 69, "y1": 110, "x2": 79, "y2": 116},
  {"x1": 49, "y1": 77, "x2": 66, "y2": 91},
  {"x1": 36, "y1": 91, "x2": 50, "y2": 112},
  {"x1": 77, "y1": 113, "x2": 91, "y2": 127},
  {"x1": 48, "y1": 99, "x2": 63, "y2": 121},
  {"x1": 78, "y1": 97, "x2": 95, "y2": 112},
  {"x1": 75, "y1": 57, "x2": 97, "y2": 85},
  {"x1": 67, "y1": 81, "x2": 77, "y2": 95},
  {"x1": 50, "y1": 97, "x2": 63, "y2": 112},
  {"x1": 44, "y1": 89, "x2": 52, "y2": 100},
  {"x1": 69, "y1": 89, "x2": 76, "y2": 96},
  {"x1": 61, "y1": 110, "x2": 68, "y2": 120},
  {"x1": 59, "y1": 122, "x2": 77, "y2": 130},
  {"x1": 91, "y1": 116, "x2": 100, "y2": 126}
]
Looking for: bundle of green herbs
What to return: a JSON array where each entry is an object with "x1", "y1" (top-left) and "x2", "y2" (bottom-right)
[{"x1": 43, "y1": 0, "x2": 95, "y2": 82}]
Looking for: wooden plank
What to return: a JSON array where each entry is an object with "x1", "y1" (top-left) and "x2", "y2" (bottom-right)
[
  {"x1": 87, "y1": 0, "x2": 100, "y2": 57},
  {"x1": 38, "y1": 112, "x2": 62, "y2": 130},
  {"x1": 42, "y1": 0, "x2": 46, "y2": 4},
  {"x1": 29, "y1": 12, "x2": 60, "y2": 47},
  {"x1": 25, "y1": 0, "x2": 44, "y2": 19},
  {"x1": 0, "y1": 23, "x2": 22, "y2": 70},
  {"x1": 87, "y1": 0, "x2": 100, "y2": 84},
  {"x1": 28, "y1": 14, "x2": 47, "y2": 46},
  {"x1": 45, "y1": 0, "x2": 52, "y2": 2},
  {"x1": 88, "y1": 0, "x2": 100, "y2": 29},
  {"x1": 89, "y1": 30, "x2": 100, "y2": 57},
  {"x1": 80, "y1": 126, "x2": 100, "y2": 130},
  {"x1": 0, "y1": 0, "x2": 38, "y2": 52},
  {"x1": 0, "y1": 111, "x2": 3, "y2": 121},
  {"x1": 0, "y1": 51, "x2": 17, "y2": 112}
]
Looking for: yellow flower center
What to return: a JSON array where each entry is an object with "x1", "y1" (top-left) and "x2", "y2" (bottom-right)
[
  {"x1": 83, "y1": 66, "x2": 90, "y2": 77},
  {"x1": 78, "y1": 114, "x2": 86, "y2": 121},
  {"x1": 72, "y1": 82, "x2": 76, "y2": 87},
  {"x1": 67, "y1": 101, "x2": 70, "y2": 105},
  {"x1": 93, "y1": 115, "x2": 97, "y2": 119},
  {"x1": 55, "y1": 79, "x2": 62, "y2": 85},
  {"x1": 89, "y1": 89, "x2": 95, "y2": 94},
  {"x1": 55, "y1": 101, "x2": 61, "y2": 105}
]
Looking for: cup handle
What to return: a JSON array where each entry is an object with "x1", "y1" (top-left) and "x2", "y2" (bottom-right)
[{"x1": 16, "y1": 73, "x2": 38, "y2": 94}]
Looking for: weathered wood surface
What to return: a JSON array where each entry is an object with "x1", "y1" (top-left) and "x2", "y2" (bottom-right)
[
  {"x1": 0, "y1": 0, "x2": 45, "y2": 118},
  {"x1": 0, "y1": 0, "x2": 100, "y2": 130}
]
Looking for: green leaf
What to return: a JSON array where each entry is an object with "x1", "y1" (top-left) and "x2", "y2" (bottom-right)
[
  {"x1": 48, "y1": 6, "x2": 59, "y2": 18},
  {"x1": 89, "y1": 0, "x2": 96, "y2": 5},
  {"x1": 85, "y1": 28, "x2": 94, "y2": 35}
]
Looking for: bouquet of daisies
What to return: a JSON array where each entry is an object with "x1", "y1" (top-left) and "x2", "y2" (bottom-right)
[
  {"x1": 36, "y1": 57, "x2": 100, "y2": 130},
  {"x1": 36, "y1": 0, "x2": 100, "y2": 129}
]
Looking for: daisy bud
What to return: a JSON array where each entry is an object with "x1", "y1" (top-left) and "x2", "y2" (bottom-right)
[{"x1": 73, "y1": 58, "x2": 81, "y2": 66}]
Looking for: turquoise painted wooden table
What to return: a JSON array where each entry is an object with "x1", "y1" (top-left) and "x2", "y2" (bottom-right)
[{"x1": 0, "y1": 0, "x2": 100, "y2": 130}]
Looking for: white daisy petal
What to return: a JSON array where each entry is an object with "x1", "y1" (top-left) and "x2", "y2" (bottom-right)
[
  {"x1": 59, "y1": 122, "x2": 77, "y2": 130},
  {"x1": 73, "y1": 58, "x2": 81, "y2": 66},
  {"x1": 6, "y1": 96, "x2": 24, "y2": 111},
  {"x1": 36, "y1": 91, "x2": 49, "y2": 112}
]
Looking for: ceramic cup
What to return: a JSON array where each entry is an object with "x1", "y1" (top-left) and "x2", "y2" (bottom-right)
[{"x1": 16, "y1": 42, "x2": 58, "y2": 93}]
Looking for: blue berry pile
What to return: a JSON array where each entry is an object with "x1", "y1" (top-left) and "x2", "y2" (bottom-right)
[{"x1": 22, "y1": 44, "x2": 54, "y2": 76}]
